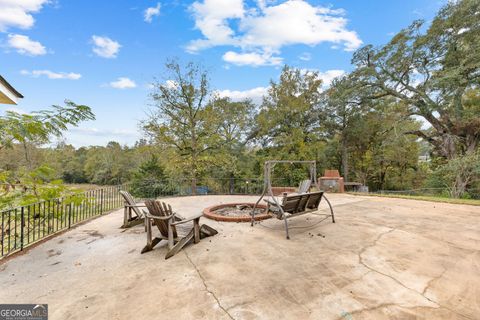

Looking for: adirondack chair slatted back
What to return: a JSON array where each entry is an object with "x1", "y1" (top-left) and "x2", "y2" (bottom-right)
[
  {"x1": 298, "y1": 179, "x2": 312, "y2": 194},
  {"x1": 120, "y1": 191, "x2": 143, "y2": 218},
  {"x1": 145, "y1": 200, "x2": 177, "y2": 238},
  {"x1": 306, "y1": 191, "x2": 324, "y2": 210}
]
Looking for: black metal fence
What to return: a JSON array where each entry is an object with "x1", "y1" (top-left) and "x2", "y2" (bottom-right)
[
  {"x1": 128, "y1": 178, "x2": 265, "y2": 199},
  {"x1": 0, "y1": 184, "x2": 130, "y2": 258}
]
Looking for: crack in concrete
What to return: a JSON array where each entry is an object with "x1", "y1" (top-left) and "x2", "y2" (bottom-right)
[
  {"x1": 422, "y1": 266, "x2": 447, "y2": 296},
  {"x1": 357, "y1": 228, "x2": 474, "y2": 320},
  {"x1": 183, "y1": 250, "x2": 235, "y2": 320}
]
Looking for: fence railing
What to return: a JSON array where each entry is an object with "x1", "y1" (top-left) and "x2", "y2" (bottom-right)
[
  {"x1": 0, "y1": 178, "x2": 268, "y2": 258},
  {"x1": 0, "y1": 184, "x2": 130, "y2": 258}
]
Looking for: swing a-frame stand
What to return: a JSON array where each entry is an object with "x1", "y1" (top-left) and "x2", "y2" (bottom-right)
[{"x1": 251, "y1": 160, "x2": 335, "y2": 239}]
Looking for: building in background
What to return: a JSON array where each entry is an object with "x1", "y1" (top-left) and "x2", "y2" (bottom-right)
[{"x1": 0, "y1": 75, "x2": 23, "y2": 105}]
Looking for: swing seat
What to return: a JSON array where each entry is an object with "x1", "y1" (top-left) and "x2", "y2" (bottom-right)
[{"x1": 264, "y1": 191, "x2": 335, "y2": 238}]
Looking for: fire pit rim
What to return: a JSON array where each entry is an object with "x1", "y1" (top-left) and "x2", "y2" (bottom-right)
[{"x1": 203, "y1": 202, "x2": 271, "y2": 222}]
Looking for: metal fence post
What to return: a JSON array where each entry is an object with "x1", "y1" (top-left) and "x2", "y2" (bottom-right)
[
  {"x1": 100, "y1": 188, "x2": 104, "y2": 214},
  {"x1": 20, "y1": 207, "x2": 24, "y2": 251},
  {"x1": 68, "y1": 203, "x2": 72, "y2": 229}
]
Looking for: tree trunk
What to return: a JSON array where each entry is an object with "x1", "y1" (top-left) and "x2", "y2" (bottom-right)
[
  {"x1": 191, "y1": 177, "x2": 197, "y2": 196},
  {"x1": 341, "y1": 137, "x2": 349, "y2": 182},
  {"x1": 229, "y1": 173, "x2": 234, "y2": 195}
]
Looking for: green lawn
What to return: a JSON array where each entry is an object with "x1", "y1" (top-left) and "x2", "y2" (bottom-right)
[{"x1": 349, "y1": 192, "x2": 480, "y2": 206}]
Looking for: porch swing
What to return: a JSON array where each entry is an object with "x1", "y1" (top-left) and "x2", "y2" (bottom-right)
[{"x1": 251, "y1": 160, "x2": 335, "y2": 239}]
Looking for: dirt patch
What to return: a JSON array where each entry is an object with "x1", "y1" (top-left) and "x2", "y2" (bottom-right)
[{"x1": 47, "y1": 249, "x2": 62, "y2": 258}]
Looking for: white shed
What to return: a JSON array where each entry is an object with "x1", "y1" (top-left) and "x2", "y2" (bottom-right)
[{"x1": 0, "y1": 75, "x2": 23, "y2": 105}]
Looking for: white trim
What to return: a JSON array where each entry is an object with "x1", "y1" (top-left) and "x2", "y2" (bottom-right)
[{"x1": 0, "y1": 80, "x2": 19, "y2": 105}]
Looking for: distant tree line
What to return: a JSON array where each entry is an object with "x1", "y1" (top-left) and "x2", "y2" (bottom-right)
[{"x1": 1, "y1": 0, "x2": 479, "y2": 210}]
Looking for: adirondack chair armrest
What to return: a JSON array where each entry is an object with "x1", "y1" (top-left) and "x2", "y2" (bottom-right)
[
  {"x1": 145, "y1": 213, "x2": 175, "y2": 221},
  {"x1": 170, "y1": 213, "x2": 203, "y2": 226}
]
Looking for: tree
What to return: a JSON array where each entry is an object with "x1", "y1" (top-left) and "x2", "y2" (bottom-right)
[
  {"x1": 256, "y1": 66, "x2": 324, "y2": 148},
  {"x1": 205, "y1": 97, "x2": 255, "y2": 192},
  {"x1": 0, "y1": 101, "x2": 94, "y2": 208},
  {"x1": 84, "y1": 142, "x2": 136, "y2": 185},
  {"x1": 324, "y1": 76, "x2": 368, "y2": 181},
  {"x1": 435, "y1": 151, "x2": 480, "y2": 198},
  {"x1": 143, "y1": 60, "x2": 215, "y2": 194},
  {"x1": 130, "y1": 154, "x2": 171, "y2": 197},
  {"x1": 0, "y1": 101, "x2": 94, "y2": 159},
  {"x1": 350, "y1": 0, "x2": 479, "y2": 158},
  {"x1": 254, "y1": 66, "x2": 326, "y2": 184}
]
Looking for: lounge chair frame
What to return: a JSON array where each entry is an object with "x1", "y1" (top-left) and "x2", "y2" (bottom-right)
[{"x1": 251, "y1": 160, "x2": 335, "y2": 239}]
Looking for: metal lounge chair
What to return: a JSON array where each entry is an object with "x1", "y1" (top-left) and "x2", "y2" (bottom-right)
[
  {"x1": 264, "y1": 191, "x2": 334, "y2": 239},
  {"x1": 119, "y1": 190, "x2": 146, "y2": 228},
  {"x1": 142, "y1": 200, "x2": 218, "y2": 259}
]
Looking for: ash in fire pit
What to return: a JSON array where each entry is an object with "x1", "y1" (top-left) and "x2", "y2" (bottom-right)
[{"x1": 203, "y1": 203, "x2": 271, "y2": 222}]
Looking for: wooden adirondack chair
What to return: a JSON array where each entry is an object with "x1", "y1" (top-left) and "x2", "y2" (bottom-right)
[
  {"x1": 120, "y1": 191, "x2": 147, "y2": 228},
  {"x1": 265, "y1": 191, "x2": 334, "y2": 239},
  {"x1": 142, "y1": 200, "x2": 218, "y2": 259}
]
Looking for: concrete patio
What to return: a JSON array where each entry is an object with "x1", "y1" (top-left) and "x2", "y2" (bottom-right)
[{"x1": 0, "y1": 194, "x2": 479, "y2": 319}]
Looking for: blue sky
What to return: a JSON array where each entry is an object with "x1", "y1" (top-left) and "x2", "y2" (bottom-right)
[{"x1": 1, "y1": 0, "x2": 445, "y2": 147}]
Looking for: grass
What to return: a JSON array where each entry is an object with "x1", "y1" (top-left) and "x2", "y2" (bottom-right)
[
  {"x1": 65, "y1": 184, "x2": 104, "y2": 191},
  {"x1": 348, "y1": 192, "x2": 480, "y2": 206}
]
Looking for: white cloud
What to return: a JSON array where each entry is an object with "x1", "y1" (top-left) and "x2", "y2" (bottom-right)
[
  {"x1": 217, "y1": 86, "x2": 268, "y2": 104},
  {"x1": 7, "y1": 34, "x2": 46, "y2": 55},
  {"x1": 91, "y1": 35, "x2": 121, "y2": 58},
  {"x1": 144, "y1": 3, "x2": 161, "y2": 23},
  {"x1": 109, "y1": 77, "x2": 137, "y2": 89},
  {"x1": 317, "y1": 69, "x2": 346, "y2": 87},
  {"x1": 301, "y1": 68, "x2": 346, "y2": 88},
  {"x1": 188, "y1": 0, "x2": 244, "y2": 51},
  {"x1": 188, "y1": 0, "x2": 362, "y2": 66},
  {"x1": 21, "y1": 69, "x2": 82, "y2": 80},
  {"x1": 222, "y1": 51, "x2": 282, "y2": 66},
  {"x1": 0, "y1": 0, "x2": 48, "y2": 31}
]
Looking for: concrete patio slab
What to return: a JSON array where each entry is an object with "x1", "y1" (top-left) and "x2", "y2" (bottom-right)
[{"x1": 0, "y1": 194, "x2": 479, "y2": 319}]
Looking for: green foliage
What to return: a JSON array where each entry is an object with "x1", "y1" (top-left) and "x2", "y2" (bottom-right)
[
  {"x1": 429, "y1": 151, "x2": 480, "y2": 198},
  {"x1": 130, "y1": 154, "x2": 174, "y2": 198},
  {"x1": 350, "y1": 0, "x2": 480, "y2": 160},
  {"x1": 0, "y1": 100, "x2": 95, "y2": 150},
  {"x1": 0, "y1": 101, "x2": 94, "y2": 210}
]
